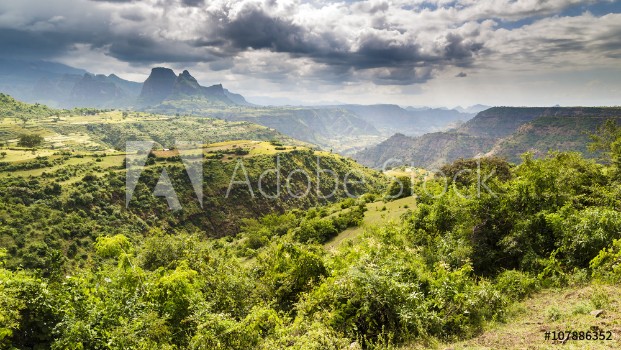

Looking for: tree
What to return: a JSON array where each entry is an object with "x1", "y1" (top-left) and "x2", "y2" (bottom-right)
[
  {"x1": 0, "y1": 152, "x2": 6, "y2": 159},
  {"x1": 589, "y1": 119, "x2": 621, "y2": 162},
  {"x1": 386, "y1": 175, "x2": 412, "y2": 199},
  {"x1": 17, "y1": 134, "x2": 43, "y2": 148}
]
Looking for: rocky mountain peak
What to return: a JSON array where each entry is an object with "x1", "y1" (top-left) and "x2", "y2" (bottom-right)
[
  {"x1": 140, "y1": 67, "x2": 177, "y2": 104},
  {"x1": 173, "y1": 69, "x2": 202, "y2": 96}
]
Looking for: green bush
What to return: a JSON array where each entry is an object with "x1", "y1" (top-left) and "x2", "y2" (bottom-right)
[
  {"x1": 255, "y1": 242, "x2": 327, "y2": 311},
  {"x1": 556, "y1": 208, "x2": 621, "y2": 268},
  {"x1": 494, "y1": 270, "x2": 540, "y2": 300},
  {"x1": 590, "y1": 239, "x2": 621, "y2": 282}
]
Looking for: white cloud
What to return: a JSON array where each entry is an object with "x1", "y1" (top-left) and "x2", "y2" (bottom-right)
[{"x1": 0, "y1": 0, "x2": 618, "y2": 105}]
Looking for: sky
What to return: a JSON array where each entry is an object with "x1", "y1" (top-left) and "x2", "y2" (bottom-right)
[{"x1": 0, "y1": 0, "x2": 620, "y2": 107}]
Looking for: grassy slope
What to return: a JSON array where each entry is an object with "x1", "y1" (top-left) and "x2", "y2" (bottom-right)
[
  {"x1": 402, "y1": 284, "x2": 621, "y2": 349},
  {"x1": 324, "y1": 168, "x2": 427, "y2": 249},
  {"x1": 324, "y1": 196, "x2": 417, "y2": 250}
]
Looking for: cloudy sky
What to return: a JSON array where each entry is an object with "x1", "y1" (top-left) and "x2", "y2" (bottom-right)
[{"x1": 0, "y1": 0, "x2": 620, "y2": 107}]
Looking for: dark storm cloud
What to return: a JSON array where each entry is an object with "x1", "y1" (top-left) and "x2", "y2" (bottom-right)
[
  {"x1": 104, "y1": 34, "x2": 217, "y2": 63},
  {"x1": 0, "y1": 28, "x2": 75, "y2": 59},
  {"x1": 352, "y1": 36, "x2": 422, "y2": 68},
  {"x1": 0, "y1": 0, "x2": 225, "y2": 65},
  {"x1": 181, "y1": 0, "x2": 204, "y2": 7},
  {"x1": 220, "y1": 8, "x2": 310, "y2": 53},
  {"x1": 193, "y1": 6, "x2": 483, "y2": 85},
  {"x1": 0, "y1": 0, "x2": 619, "y2": 87},
  {"x1": 0, "y1": 23, "x2": 208, "y2": 65},
  {"x1": 443, "y1": 33, "x2": 484, "y2": 66}
]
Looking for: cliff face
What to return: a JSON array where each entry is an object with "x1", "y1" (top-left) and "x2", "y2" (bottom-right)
[{"x1": 139, "y1": 67, "x2": 178, "y2": 104}]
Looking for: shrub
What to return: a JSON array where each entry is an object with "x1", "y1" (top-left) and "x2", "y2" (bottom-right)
[
  {"x1": 557, "y1": 208, "x2": 621, "y2": 268},
  {"x1": 494, "y1": 270, "x2": 539, "y2": 300},
  {"x1": 293, "y1": 218, "x2": 338, "y2": 243},
  {"x1": 255, "y1": 242, "x2": 327, "y2": 311},
  {"x1": 590, "y1": 239, "x2": 621, "y2": 282},
  {"x1": 17, "y1": 134, "x2": 44, "y2": 148},
  {"x1": 95, "y1": 234, "x2": 132, "y2": 259},
  {"x1": 385, "y1": 176, "x2": 411, "y2": 200}
]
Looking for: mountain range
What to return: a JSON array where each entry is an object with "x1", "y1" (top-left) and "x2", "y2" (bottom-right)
[
  {"x1": 0, "y1": 60, "x2": 471, "y2": 154},
  {"x1": 138, "y1": 67, "x2": 252, "y2": 107},
  {"x1": 6, "y1": 59, "x2": 616, "y2": 169},
  {"x1": 0, "y1": 58, "x2": 141, "y2": 108},
  {"x1": 354, "y1": 107, "x2": 621, "y2": 169}
]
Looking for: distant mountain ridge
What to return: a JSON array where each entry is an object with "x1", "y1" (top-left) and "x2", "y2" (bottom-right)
[
  {"x1": 328, "y1": 104, "x2": 474, "y2": 137},
  {"x1": 209, "y1": 107, "x2": 381, "y2": 153},
  {"x1": 0, "y1": 59, "x2": 479, "y2": 155},
  {"x1": 454, "y1": 104, "x2": 491, "y2": 114},
  {"x1": 0, "y1": 58, "x2": 144, "y2": 108},
  {"x1": 354, "y1": 107, "x2": 621, "y2": 168},
  {"x1": 0, "y1": 60, "x2": 251, "y2": 109},
  {"x1": 138, "y1": 68, "x2": 248, "y2": 107}
]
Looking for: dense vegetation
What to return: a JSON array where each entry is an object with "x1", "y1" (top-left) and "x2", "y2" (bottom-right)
[
  {"x1": 2, "y1": 117, "x2": 621, "y2": 349},
  {"x1": 2, "y1": 93, "x2": 621, "y2": 349}
]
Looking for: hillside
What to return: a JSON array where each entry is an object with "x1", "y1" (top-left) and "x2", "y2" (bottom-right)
[
  {"x1": 356, "y1": 107, "x2": 621, "y2": 168},
  {"x1": 4, "y1": 137, "x2": 621, "y2": 348},
  {"x1": 490, "y1": 114, "x2": 621, "y2": 163},
  {"x1": 0, "y1": 95, "x2": 300, "y2": 153},
  {"x1": 0, "y1": 95, "x2": 388, "y2": 271}
]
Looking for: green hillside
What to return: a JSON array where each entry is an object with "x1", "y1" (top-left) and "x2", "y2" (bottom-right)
[
  {"x1": 4, "y1": 140, "x2": 621, "y2": 348},
  {"x1": 356, "y1": 107, "x2": 621, "y2": 168},
  {"x1": 490, "y1": 114, "x2": 621, "y2": 163},
  {"x1": 2, "y1": 96, "x2": 621, "y2": 350},
  {"x1": 0, "y1": 95, "x2": 301, "y2": 153}
]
